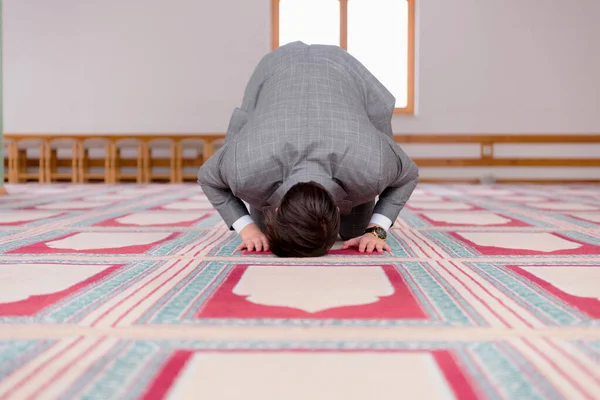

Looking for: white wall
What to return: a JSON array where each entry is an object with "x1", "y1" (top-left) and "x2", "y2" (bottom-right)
[
  {"x1": 3, "y1": 0, "x2": 600, "y2": 134},
  {"x1": 2, "y1": 0, "x2": 270, "y2": 133},
  {"x1": 400, "y1": 0, "x2": 600, "y2": 134}
]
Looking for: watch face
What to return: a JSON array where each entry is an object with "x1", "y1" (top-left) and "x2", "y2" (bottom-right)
[{"x1": 375, "y1": 227, "x2": 387, "y2": 239}]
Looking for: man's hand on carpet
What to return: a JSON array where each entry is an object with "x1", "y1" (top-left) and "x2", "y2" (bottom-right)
[
  {"x1": 237, "y1": 223, "x2": 270, "y2": 252},
  {"x1": 342, "y1": 233, "x2": 391, "y2": 254}
]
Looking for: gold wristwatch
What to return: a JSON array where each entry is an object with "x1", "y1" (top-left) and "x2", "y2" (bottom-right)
[{"x1": 364, "y1": 226, "x2": 387, "y2": 240}]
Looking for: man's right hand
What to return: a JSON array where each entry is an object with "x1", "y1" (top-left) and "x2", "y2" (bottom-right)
[{"x1": 236, "y1": 223, "x2": 270, "y2": 252}]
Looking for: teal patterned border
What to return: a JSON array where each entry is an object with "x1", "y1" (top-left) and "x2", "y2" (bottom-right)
[
  {"x1": 0, "y1": 340, "x2": 57, "y2": 380},
  {"x1": 572, "y1": 340, "x2": 600, "y2": 359}
]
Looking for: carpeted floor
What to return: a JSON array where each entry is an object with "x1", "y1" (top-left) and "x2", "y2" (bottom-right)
[{"x1": 0, "y1": 183, "x2": 599, "y2": 399}]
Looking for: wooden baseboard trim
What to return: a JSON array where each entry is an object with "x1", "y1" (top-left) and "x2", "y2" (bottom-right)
[
  {"x1": 417, "y1": 179, "x2": 600, "y2": 184},
  {"x1": 494, "y1": 179, "x2": 600, "y2": 184},
  {"x1": 418, "y1": 178, "x2": 480, "y2": 184}
]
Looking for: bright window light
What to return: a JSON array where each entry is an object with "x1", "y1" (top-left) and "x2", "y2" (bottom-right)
[
  {"x1": 277, "y1": 0, "x2": 410, "y2": 109},
  {"x1": 279, "y1": 0, "x2": 340, "y2": 46},
  {"x1": 348, "y1": 0, "x2": 409, "y2": 108}
]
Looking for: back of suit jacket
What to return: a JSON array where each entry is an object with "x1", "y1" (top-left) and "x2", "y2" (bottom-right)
[{"x1": 198, "y1": 41, "x2": 418, "y2": 229}]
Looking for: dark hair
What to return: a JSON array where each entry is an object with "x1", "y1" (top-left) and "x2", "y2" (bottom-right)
[{"x1": 265, "y1": 181, "x2": 340, "y2": 257}]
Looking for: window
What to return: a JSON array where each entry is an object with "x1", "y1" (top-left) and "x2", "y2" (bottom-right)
[{"x1": 272, "y1": 0, "x2": 415, "y2": 114}]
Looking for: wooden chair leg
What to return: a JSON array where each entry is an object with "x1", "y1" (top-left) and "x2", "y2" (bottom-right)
[
  {"x1": 18, "y1": 150, "x2": 27, "y2": 183},
  {"x1": 40, "y1": 142, "x2": 50, "y2": 183},
  {"x1": 71, "y1": 142, "x2": 79, "y2": 183},
  {"x1": 5, "y1": 145, "x2": 11, "y2": 183},
  {"x1": 49, "y1": 149, "x2": 58, "y2": 183},
  {"x1": 106, "y1": 143, "x2": 117, "y2": 184},
  {"x1": 144, "y1": 143, "x2": 150, "y2": 183},
  {"x1": 8, "y1": 143, "x2": 17, "y2": 183},
  {"x1": 136, "y1": 145, "x2": 143, "y2": 183},
  {"x1": 137, "y1": 142, "x2": 149, "y2": 184},
  {"x1": 83, "y1": 148, "x2": 89, "y2": 183},
  {"x1": 170, "y1": 143, "x2": 178, "y2": 183},
  {"x1": 203, "y1": 139, "x2": 214, "y2": 160},
  {"x1": 2, "y1": 150, "x2": 6, "y2": 184},
  {"x1": 103, "y1": 145, "x2": 109, "y2": 184},
  {"x1": 175, "y1": 142, "x2": 183, "y2": 183},
  {"x1": 112, "y1": 145, "x2": 119, "y2": 184},
  {"x1": 45, "y1": 142, "x2": 52, "y2": 183},
  {"x1": 78, "y1": 145, "x2": 87, "y2": 183},
  {"x1": 5, "y1": 145, "x2": 10, "y2": 183}
]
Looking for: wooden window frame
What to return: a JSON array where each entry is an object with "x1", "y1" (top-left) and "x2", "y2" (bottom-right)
[{"x1": 271, "y1": 0, "x2": 415, "y2": 115}]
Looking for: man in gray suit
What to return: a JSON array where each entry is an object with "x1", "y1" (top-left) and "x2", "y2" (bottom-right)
[{"x1": 198, "y1": 41, "x2": 418, "y2": 257}]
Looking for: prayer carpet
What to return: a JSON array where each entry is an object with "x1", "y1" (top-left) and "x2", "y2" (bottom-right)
[{"x1": 0, "y1": 183, "x2": 599, "y2": 399}]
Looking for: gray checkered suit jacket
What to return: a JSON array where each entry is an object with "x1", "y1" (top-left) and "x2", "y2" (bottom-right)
[{"x1": 198, "y1": 41, "x2": 419, "y2": 230}]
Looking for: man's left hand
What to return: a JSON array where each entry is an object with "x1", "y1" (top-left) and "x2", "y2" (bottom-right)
[{"x1": 342, "y1": 231, "x2": 392, "y2": 254}]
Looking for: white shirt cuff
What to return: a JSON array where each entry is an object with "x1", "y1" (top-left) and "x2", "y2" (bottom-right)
[
  {"x1": 232, "y1": 215, "x2": 255, "y2": 233},
  {"x1": 369, "y1": 214, "x2": 393, "y2": 231}
]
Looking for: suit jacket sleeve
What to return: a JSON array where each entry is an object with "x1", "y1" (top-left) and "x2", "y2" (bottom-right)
[
  {"x1": 373, "y1": 138, "x2": 419, "y2": 224},
  {"x1": 197, "y1": 145, "x2": 249, "y2": 230},
  {"x1": 337, "y1": 48, "x2": 416, "y2": 223}
]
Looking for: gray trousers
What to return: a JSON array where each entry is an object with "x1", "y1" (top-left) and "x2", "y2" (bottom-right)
[{"x1": 251, "y1": 200, "x2": 375, "y2": 241}]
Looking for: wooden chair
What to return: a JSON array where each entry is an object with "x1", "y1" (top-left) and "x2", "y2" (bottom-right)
[
  {"x1": 145, "y1": 138, "x2": 178, "y2": 183},
  {"x1": 78, "y1": 138, "x2": 112, "y2": 183},
  {"x1": 179, "y1": 138, "x2": 205, "y2": 182},
  {"x1": 13, "y1": 139, "x2": 46, "y2": 183},
  {"x1": 111, "y1": 139, "x2": 146, "y2": 183},
  {"x1": 45, "y1": 138, "x2": 79, "y2": 183}
]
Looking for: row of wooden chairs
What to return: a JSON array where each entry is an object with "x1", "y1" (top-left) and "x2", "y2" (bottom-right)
[
  {"x1": 5, "y1": 133, "x2": 599, "y2": 185},
  {"x1": 3, "y1": 135, "x2": 225, "y2": 184}
]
